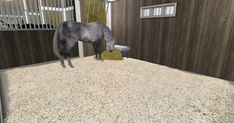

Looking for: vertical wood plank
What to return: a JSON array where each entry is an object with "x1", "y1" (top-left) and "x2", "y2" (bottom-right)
[
  {"x1": 181, "y1": 0, "x2": 196, "y2": 69},
  {"x1": 216, "y1": 0, "x2": 234, "y2": 77},
  {"x1": 186, "y1": 0, "x2": 209, "y2": 72},
  {"x1": 221, "y1": 19, "x2": 234, "y2": 80},
  {"x1": 195, "y1": 0, "x2": 217, "y2": 75}
]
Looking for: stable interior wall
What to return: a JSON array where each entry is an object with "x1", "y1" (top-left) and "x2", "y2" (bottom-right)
[{"x1": 110, "y1": 0, "x2": 234, "y2": 81}]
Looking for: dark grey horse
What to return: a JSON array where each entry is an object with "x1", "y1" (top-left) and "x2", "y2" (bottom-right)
[{"x1": 53, "y1": 21, "x2": 115, "y2": 68}]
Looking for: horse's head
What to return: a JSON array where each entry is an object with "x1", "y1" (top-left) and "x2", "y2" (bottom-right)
[
  {"x1": 106, "y1": 38, "x2": 115, "y2": 52},
  {"x1": 104, "y1": 26, "x2": 115, "y2": 52}
]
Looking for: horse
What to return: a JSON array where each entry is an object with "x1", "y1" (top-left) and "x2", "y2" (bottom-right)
[{"x1": 53, "y1": 21, "x2": 115, "y2": 68}]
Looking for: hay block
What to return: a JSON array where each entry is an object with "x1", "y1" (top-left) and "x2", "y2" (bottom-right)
[{"x1": 101, "y1": 50, "x2": 123, "y2": 60}]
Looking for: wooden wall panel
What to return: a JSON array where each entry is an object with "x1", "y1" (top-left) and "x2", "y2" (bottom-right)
[
  {"x1": 185, "y1": 0, "x2": 209, "y2": 72},
  {"x1": 221, "y1": 21, "x2": 234, "y2": 80},
  {"x1": 0, "y1": 30, "x2": 79, "y2": 69},
  {"x1": 110, "y1": 0, "x2": 234, "y2": 81},
  {"x1": 195, "y1": 0, "x2": 232, "y2": 76}
]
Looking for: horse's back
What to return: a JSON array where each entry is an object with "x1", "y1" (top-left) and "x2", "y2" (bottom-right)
[
  {"x1": 61, "y1": 21, "x2": 82, "y2": 32},
  {"x1": 61, "y1": 21, "x2": 104, "y2": 32},
  {"x1": 58, "y1": 21, "x2": 83, "y2": 46},
  {"x1": 81, "y1": 22, "x2": 106, "y2": 41},
  {"x1": 59, "y1": 21, "x2": 106, "y2": 43}
]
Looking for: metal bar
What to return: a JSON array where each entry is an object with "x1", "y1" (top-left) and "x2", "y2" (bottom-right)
[
  {"x1": 9, "y1": 0, "x2": 17, "y2": 29},
  {"x1": 61, "y1": 0, "x2": 66, "y2": 21},
  {"x1": 34, "y1": 0, "x2": 40, "y2": 26},
  {"x1": 69, "y1": 0, "x2": 74, "y2": 21},
  {"x1": 15, "y1": 0, "x2": 22, "y2": 29},
  {"x1": 22, "y1": 0, "x2": 29, "y2": 24},
  {"x1": 54, "y1": 0, "x2": 59, "y2": 26},
  {"x1": 0, "y1": 1, "x2": 2, "y2": 30},
  {"x1": 28, "y1": 0, "x2": 35, "y2": 29},
  {"x1": 21, "y1": 0, "x2": 28, "y2": 25},
  {"x1": 2, "y1": 1, "x2": 10, "y2": 30},
  {"x1": 0, "y1": 0, "x2": 5, "y2": 30},
  {"x1": 14, "y1": 0, "x2": 20, "y2": 29},
  {"x1": 9, "y1": 0, "x2": 16, "y2": 28},
  {"x1": 18, "y1": 0, "x2": 25, "y2": 28},
  {"x1": 75, "y1": 0, "x2": 81, "y2": 22},
  {"x1": 39, "y1": 0, "x2": 45, "y2": 26},
  {"x1": 66, "y1": 0, "x2": 70, "y2": 20},
  {"x1": 49, "y1": 0, "x2": 55, "y2": 28},
  {"x1": 57, "y1": 0, "x2": 62, "y2": 23},
  {"x1": 31, "y1": 0, "x2": 38, "y2": 28},
  {"x1": 75, "y1": 0, "x2": 84, "y2": 57},
  {"x1": 44, "y1": 0, "x2": 50, "y2": 28},
  {"x1": 70, "y1": 0, "x2": 74, "y2": 21},
  {"x1": 71, "y1": 0, "x2": 76, "y2": 21},
  {"x1": 23, "y1": 0, "x2": 31, "y2": 29},
  {"x1": 106, "y1": 2, "x2": 111, "y2": 29},
  {"x1": 4, "y1": 1, "x2": 10, "y2": 29},
  {"x1": 105, "y1": 2, "x2": 109, "y2": 17},
  {"x1": 4, "y1": 1, "x2": 11, "y2": 28},
  {"x1": 67, "y1": 0, "x2": 71, "y2": 21},
  {"x1": 72, "y1": 0, "x2": 75, "y2": 21},
  {"x1": 52, "y1": 0, "x2": 58, "y2": 27}
]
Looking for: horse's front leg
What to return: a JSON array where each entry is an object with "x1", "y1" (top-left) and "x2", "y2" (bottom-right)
[{"x1": 93, "y1": 42, "x2": 98, "y2": 60}]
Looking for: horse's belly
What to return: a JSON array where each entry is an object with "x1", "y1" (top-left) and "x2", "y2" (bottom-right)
[{"x1": 79, "y1": 37, "x2": 92, "y2": 43}]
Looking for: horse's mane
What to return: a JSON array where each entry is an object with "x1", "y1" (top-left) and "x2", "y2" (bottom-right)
[{"x1": 102, "y1": 24, "x2": 112, "y2": 34}]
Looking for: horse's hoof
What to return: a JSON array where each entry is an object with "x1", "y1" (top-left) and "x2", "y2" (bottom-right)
[{"x1": 68, "y1": 64, "x2": 75, "y2": 68}]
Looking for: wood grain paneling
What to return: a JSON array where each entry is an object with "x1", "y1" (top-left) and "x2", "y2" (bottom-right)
[
  {"x1": 109, "y1": 0, "x2": 234, "y2": 81},
  {"x1": 0, "y1": 30, "x2": 79, "y2": 69},
  {"x1": 222, "y1": 21, "x2": 234, "y2": 80}
]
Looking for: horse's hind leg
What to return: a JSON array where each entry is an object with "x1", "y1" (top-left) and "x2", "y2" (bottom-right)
[
  {"x1": 64, "y1": 46, "x2": 74, "y2": 68},
  {"x1": 60, "y1": 57, "x2": 66, "y2": 68},
  {"x1": 59, "y1": 46, "x2": 66, "y2": 68},
  {"x1": 67, "y1": 56, "x2": 74, "y2": 68}
]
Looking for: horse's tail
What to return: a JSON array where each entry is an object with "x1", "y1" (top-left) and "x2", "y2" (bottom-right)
[{"x1": 53, "y1": 25, "x2": 62, "y2": 58}]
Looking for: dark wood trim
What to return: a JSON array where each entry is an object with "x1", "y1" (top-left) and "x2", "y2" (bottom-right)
[{"x1": 0, "y1": 30, "x2": 79, "y2": 69}]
